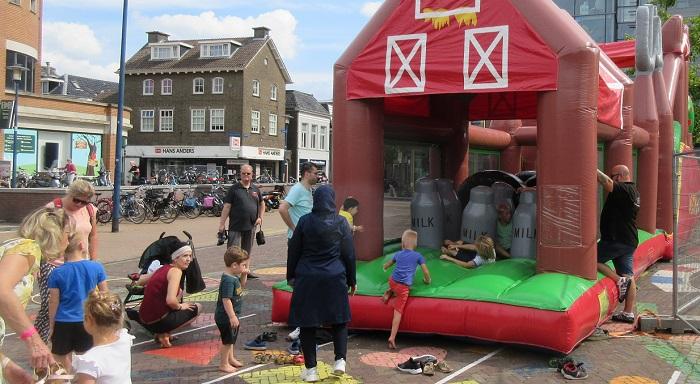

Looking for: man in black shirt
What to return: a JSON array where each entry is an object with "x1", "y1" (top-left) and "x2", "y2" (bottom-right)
[
  {"x1": 219, "y1": 165, "x2": 265, "y2": 275},
  {"x1": 596, "y1": 165, "x2": 640, "y2": 323}
]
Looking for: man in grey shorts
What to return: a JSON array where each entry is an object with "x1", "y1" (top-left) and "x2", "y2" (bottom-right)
[{"x1": 219, "y1": 164, "x2": 265, "y2": 277}]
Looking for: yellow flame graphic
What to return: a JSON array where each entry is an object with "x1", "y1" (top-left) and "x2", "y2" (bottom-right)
[{"x1": 422, "y1": 5, "x2": 478, "y2": 30}]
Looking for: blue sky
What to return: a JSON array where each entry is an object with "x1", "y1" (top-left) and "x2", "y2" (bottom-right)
[{"x1": 42, "y1": 1, "x2": 384, "y2": 101}]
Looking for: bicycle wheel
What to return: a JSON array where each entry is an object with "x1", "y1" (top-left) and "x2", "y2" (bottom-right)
[
  {"x1": 123, "y1": 200, "x2": 146, "y2": 224},
  {"x1": 95, "y1": 200, "x2": 112, "y2": 224},
  {"x1": 159, "y1": 202, "x2": 179, "y2": 223},
  {"x1": 183, "y1": 201, "x2": 202, "y2": 219}
]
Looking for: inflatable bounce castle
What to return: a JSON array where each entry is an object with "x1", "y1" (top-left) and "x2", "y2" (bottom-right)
[{"x1": 272, "y1": 0, "x2": 698, "y2": 353}]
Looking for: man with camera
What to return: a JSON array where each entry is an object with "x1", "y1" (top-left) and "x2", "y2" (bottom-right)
[{"x1": 219, "y1": 164, "x2": 265, "y2": 278}]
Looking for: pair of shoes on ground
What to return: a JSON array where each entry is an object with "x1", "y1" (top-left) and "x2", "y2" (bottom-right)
[
  {"x1": 617, "y1": 276, "x2": 632, "y2": 302},
  {"x1": 300, "y1": 359, "x2": 346, "y2": 382},
  {"x1": 244, "y1": 331, "x2": 277, "y2": 350},
  {"x1": 397, "y1": 355, "x2": 452, "y2": 375},
  {"x1": 550, "y1": 357, "x2": 588, "y2": 380}
]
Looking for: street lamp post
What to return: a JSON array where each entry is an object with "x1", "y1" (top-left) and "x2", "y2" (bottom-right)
[
  {"x1": 112, "y1": 0, "x2": 129, "y2": 232},
  {"x1": 7, "y1": 65, "x2": 27, "y2": 188}
]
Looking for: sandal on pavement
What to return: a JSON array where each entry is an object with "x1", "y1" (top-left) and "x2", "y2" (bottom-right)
[
  {"x1": 35, "y1": 363, "x2": 74, "y2": 384},
  {"x1": 436, "y1": 361, "x2": 453, "y2": 373},
  {"x1": 422, "y1": 362, "x2": 435, "y2": 376}
]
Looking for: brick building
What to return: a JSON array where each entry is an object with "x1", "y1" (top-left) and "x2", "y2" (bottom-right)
[
  {"x1": 124, "y1": 28, "x2": 292, "y2": 181},
  {"x1": 1, "y1": 0, "x2": 130, "y2": 184},
  {"x1": 285, "y1": 90, "x2": 331, "y2": 181}
]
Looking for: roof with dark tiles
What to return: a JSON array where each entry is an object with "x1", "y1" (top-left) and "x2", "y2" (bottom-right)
[
  {"x1": 125, "y1": 35, "x2": 292, "y2": 83},
  {"x1": 286, "y1": 90, "x2": 330, "y2": 117},
  {"x1": 45, "y1": 73, "x2": 119, "y2": 101}
]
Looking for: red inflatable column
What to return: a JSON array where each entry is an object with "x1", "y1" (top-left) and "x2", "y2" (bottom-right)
[
  {"x1": 654, "y1": 69, "x2": 674, "y2": 233},
  {"x1": 536, "y1": 47, "x2": 599, "y2": 280},
  {"x1": 606, "y1": 84, "x2": 634, "y2": 173},
  {"x1": 332, "y1": 74, "x2": 384, "y2": 262},
  {"x1": 492, "y1": 120, "x2": 522, "y2": 174},
  {"x1": 440, "y1": 96, "x2": 469, "y2": 186}
]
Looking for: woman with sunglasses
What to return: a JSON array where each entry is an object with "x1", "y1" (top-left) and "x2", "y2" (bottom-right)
[
  {"x1": 35, "y1": 180, "x2": 99, "y2": 342},
  {"x1": 0, "y1": 207, "x2": 71, "y2": 383}
]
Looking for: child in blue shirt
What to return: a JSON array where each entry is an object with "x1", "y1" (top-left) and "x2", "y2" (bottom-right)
[
  {"x1": 216, "y1": 246, "x2": 249, "y2": 373},
  {"x1": 382, "y1": 230, "x2": 431, "y2": 349},
  {"x1": 48, "y1": 233, "x2": 107, "y2": 370}
]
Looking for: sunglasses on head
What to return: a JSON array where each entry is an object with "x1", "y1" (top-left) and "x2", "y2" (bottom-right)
[{"x1": 73, "y1": 198, "x2": 90, "y2": 205}]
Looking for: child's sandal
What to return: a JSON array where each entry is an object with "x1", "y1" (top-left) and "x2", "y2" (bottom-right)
[
  {"x1": 292, "y1": 355, "x2": 305, "y2": 365},
  {"x1": 35, "y1": 363, "x2": 74, "y2": 384}
]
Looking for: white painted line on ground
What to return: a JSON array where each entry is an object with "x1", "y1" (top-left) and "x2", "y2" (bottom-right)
[
  {"x1": 201, "y1": 363, "x2": 268, "y2": 384},
  {"x1": 434, "y1": 347, "x2": 503, "y2": 384},
  {"x1": 668, "y1": 370, "x2": 682, "y2": 384},
  {"x1": 132, "y1": 313, "x2": 256, "y2": 347},
  {"x1": 5, "y1": 332, "x2": 15, "y2": 337}
]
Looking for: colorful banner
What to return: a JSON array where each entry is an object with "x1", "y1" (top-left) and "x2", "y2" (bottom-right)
[
  {"x1": 71, "y1": 133, "x2": 102, "y2": 176},
  {"x1": 3, "y1": 128, "x2": 37, "y2": 173}
]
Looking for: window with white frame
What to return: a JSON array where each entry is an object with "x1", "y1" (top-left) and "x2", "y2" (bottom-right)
[
  {"x1": 252, "y1": 80, "x2": 260, "y2": 97},
  {"x1": 30, "y1": 0, "x2": 36, "y2": 11},
  {"x1": 210, "y1": 109, "x2": 225, "y2": 131},
  {"x1": 270, "y1": 84, "x2": 277, "y2": 101},
  {"x1": 268, "y1": 114, "x2": 278, "y2": 136},
  {"x1": 191, "y1": 109, "x2": 205, "y2": 132},
  {"x1": 200, "y1": 43, "x2": 230, "y2": 58},
  {"x1": 320, "y1": 126, "x2": 328, "y2": 150},
  {"x1": 301, "y1": 123, "x2": 309, "y2": 148},
  {"x1": 140, "y1": 110, "x2": 154, "y2": 132},
  {"x1": 251, "y1": 110, "x2": 260, "y2": 133},
  {"x1": 212, "y1": 77, "x2": 224, "y2": 94},
  {"x1": 151, "y1": 46, "x2": 176, "y2": 60},
  {"x1": 9, "y1": 0, "x2": 20, "y2": 5},
  {"x1": 143, "y1": 79, "x2": 154, "y2": 95},
  {"x1": 193, "y1": 78, "x2": 204, "y2": 94},
  {"x1": 159, "y1": 109, "x2": 174, "y2": 132},
  {"x1": 161, "y1": 79, "x2": 172, "y2": 95},
  {"x1": 311, "y1": 124, "x2": 318, "y2": 149}
]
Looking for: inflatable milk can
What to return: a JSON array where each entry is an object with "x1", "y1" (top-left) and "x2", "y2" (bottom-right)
[
  {"x1": 460, "y1": 186, "x2": 497, "y2": 243},
  {"x1": 492, "y1": 181, "x2": 515, "y2": 212},
  {"x1": 511, "y1": 190, "x2": 537, "y2": 259},
  {"x1": 411, "y1": 178, "x2": 444, "y2": 249},
  {"x1": 436, "y1": 178, "x2": 461, "y2": 241}
]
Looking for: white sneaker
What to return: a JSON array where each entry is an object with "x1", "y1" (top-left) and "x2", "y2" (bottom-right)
[
  {"x1": 287, "y1": 327, "x2": 300, "y2": 341},
  {"x1": 332, "y1": 358, "x2": 346, "y2": 376},
  {"x1": 300, "y1": 367, "x2": 319, "y2": 382}
]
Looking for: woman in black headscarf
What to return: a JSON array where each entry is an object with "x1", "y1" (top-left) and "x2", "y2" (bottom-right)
[{"x1": 287, "y1": 184, "x2": 356, "y2": 382}]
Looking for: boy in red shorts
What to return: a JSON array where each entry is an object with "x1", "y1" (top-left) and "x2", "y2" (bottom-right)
[{"x1": 382, "y1": 229, "x2": 431, "y2": 349}]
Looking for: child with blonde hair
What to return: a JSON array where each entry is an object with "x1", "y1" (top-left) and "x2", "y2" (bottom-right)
[
  {"x1": 440, "y1": 235, "x2": 496, "y2": 269},
  {"x1": 48, "y1": 233, "x2": 108, "y2": 370},
  {"x1": 216, "y1": 246, "x2": 250, "y2": 373},
  {"x1": 73, "y1": 290, "x2": 134, "y2": 383},
  {"x1": 382, "y1": 230, "x2": 431, "y2": 349}
]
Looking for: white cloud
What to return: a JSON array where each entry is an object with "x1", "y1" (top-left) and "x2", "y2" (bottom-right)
[
  {"x1": 361, "y1": 1, "x2": 382, "y2": 18},
  {"x1": 43, "y1": 51, "x2": 119, "y2": 82},
  {"x1": 136, "y1": 10, "x2": 300, "y2": 59},
  {"x1": 43, "y1": 22, "x2": 102, "y2": 58},
  {"x1": 288, "y1": 71, "x2": 333, "y2": 101}
]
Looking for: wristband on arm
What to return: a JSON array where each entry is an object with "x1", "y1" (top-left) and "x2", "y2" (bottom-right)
[{"x1": 19, "y1": 326, "x2": 37, "y2": 340}]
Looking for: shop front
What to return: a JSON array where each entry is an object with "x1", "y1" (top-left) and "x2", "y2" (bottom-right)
[
  {"x1": 240, "y1": 145, "x2": 284, "y2": 182},
  {"x1": 3, "y1": 128, "x2": 105, "y2": 176},
  {"x1": 125, "y1": 145, "x2": 241, "y2": 182}
]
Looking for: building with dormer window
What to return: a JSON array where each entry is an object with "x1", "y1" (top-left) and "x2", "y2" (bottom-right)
[{"x1": 124, "y1": 27, "x2": 292, "y2": 181}]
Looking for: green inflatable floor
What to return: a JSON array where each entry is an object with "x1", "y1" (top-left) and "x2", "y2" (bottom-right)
[{"x1": 274, "y1": 230, "x2": 659, "y2": 312}]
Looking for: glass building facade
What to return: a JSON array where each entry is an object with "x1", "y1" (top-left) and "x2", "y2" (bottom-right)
[{"x1": 553, "y1": 0, "x2": 653, "y2": 43}]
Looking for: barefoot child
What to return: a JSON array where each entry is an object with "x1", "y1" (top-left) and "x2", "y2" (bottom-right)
[
  {"x1": 48, "y1": 233, "x2": 108, "y2": 370},
  {"x1": 216, "y1": 246, "x2": 250, "y2": 373},
  {"x1": 73, "y1": 290, "x2": 134, "y2": 383},
  {"x1": 382, "y1": 230, "x2": 431, "y2": 349},
  {"x1": 440, "y1": 235, "x2": 496, "y2": 269}
]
